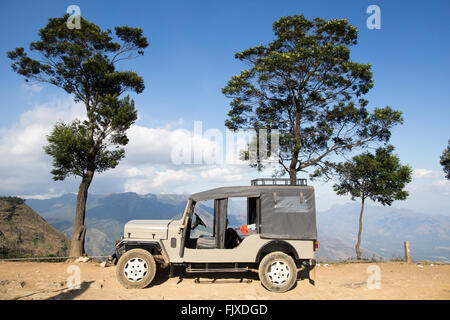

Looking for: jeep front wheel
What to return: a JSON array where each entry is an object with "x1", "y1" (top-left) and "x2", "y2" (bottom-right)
[
  {"x1": 258, "y1": 251, "x2": 297, "y2": 293},
  {"x1": 116, "y1": 248, "x2": 156, "y2": 289}
]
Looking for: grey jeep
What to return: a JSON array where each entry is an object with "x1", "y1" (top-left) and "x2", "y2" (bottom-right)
[{"x1": 111, "y1": 178, "x2": 318, "y2": 293}]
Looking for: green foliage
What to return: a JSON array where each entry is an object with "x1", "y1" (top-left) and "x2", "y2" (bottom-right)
[
  {"x1": 0, "y1": 247, "x2": 23, "y2": 259},
  {"x1": 0, "y1": 196, "x2": 25, "y2": 214},
  {"x1": 0, "y1": 196, "x2": 25, "y2": 205},
  {"x1": 328, "y1": 145, "x2": 412, "y2": 205},
  {"x1": 222, "y1": 15, "x2": 403, "y2": 178},
  {"x1": 7, "y1": 15, "x2": 147, "y2": 181},
  {"x1": 43, "y1": 95, "x2": 137, "y2": 180},
  {"x1": 440, "y1": 139, "x2": 450, "y2": 180},
  {"x1": 7, "y1": 15, "x2": 148, "y2": 97}
]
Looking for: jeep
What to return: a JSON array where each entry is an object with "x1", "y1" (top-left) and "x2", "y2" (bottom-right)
[{"x1": 111, "y1": 178, "x2": 318, "y2": 293}]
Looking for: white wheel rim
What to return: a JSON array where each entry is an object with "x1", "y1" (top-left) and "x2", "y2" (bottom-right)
[
  {"x1": 267, "y1": 261, "x2": 290, "y2": 285},
  {"x1": 123, "y1": 257, "x2": 148, "y2": 282}
]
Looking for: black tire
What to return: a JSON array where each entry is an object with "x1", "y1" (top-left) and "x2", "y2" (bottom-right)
[
  {"x1": 116, "y1": 248, "x2": 156, "y2": 289},
  {"x1": 258, "y1": 251, "x2": 297, "y2": 293}
]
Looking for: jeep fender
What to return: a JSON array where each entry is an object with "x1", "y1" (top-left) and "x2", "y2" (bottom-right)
[
  {"x1": 114, "y1": 240, "x2": 168, "y2": 266},
  {"x1": 255, "y1": 240, "x2": 299, "y2": 262}
]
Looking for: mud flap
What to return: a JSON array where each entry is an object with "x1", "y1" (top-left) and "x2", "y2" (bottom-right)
[
  {"x1": 309, "y1": 259, "x2": 316, "y2": 286},
  {"x1": 108, "y1": 253, "x2": 118, "y2": 265},
  {"x1": 309, "y1": 266, "x2": 316, "y2": 285}
]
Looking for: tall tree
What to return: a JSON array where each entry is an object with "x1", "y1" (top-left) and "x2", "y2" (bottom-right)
[
  {"x1": 223, "y1": 15, "x2": 403, "y2": 184},
  {"x1": 440, "y1": 139, "x2": 450, "y2": 180},
  {"x1": 326, "y1": 146, "x2": 412, "y2": 260},
  {"x1": 7, "y1": 15, "x2": 148, "y2": 256}
]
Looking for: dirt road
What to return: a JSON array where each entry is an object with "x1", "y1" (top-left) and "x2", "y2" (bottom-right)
[{"x1": 0, "y1": 261, "x2": 449, "y2": 300}]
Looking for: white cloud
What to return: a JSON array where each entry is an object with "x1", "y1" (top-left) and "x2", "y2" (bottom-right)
[
  {"x1": 0, "y1": 98, "x2": 253, "y2": 196},
  {"x1": 200, "y1": 166, "x2": 245, "y2": 182},
  {"x1": 0, "y1": 97, "x2": 85, "y2": 156},
  {"x1": 151, "y1": 169, "x2": 193, "y2": 188},
  {"x1": 0, "y1": 97, "x2": 86, "y2": 195},
  {"x1": 123, "y1": 167, "x2": 196, "y2": 194},
  {"x1": 412, "y1": 168, "x2": 441, "y2": 179},
  {"x1": 21, "y1": 191, "x2": 66, "y2": 200}
]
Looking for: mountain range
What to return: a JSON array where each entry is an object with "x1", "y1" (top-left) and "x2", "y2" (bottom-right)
[
  {"x1": 25, "y1": 193, "x2": 450, "y2": 262},
  {"x1": 316, "y1": 203, "x2": 450, "y2": 262}
]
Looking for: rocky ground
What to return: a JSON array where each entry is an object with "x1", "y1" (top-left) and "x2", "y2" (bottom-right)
[{"x1": 0, "y1": 261, "x2": 449, "y2": 300}]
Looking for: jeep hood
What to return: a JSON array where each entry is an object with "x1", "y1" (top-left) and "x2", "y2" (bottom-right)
[{"x1": 123, "y1": 219, "x2": 172, "y2": 240}]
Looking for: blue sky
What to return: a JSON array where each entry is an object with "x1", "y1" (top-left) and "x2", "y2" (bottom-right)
[{"x1": 0, "y1": 0, "x2": 449, "y2": 213}]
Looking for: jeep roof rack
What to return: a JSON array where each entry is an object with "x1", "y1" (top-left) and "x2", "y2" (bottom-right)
[{"x1": 250, "y1": 178, "x2": 307, "y2": 186}]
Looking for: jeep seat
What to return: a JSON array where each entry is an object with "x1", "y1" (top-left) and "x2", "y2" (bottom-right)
[{"x1": 196, "y1": 236, "x2": 216, "y2": 249}]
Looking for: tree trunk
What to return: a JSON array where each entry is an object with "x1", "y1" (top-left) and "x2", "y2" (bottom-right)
[
  {"x1": 69, "y1": 171, "x2": 94, "y2": 257},
  {"x1": 355, "y1": 197, "x2": 365, "y2": 260},
  {"x1": 288, "y1": 145, "x2": 299, "y2": 185},
  {"x1": 288, "y1": 106, "x2": 301, "y2": 186},
  {"x1": 289, "y1": 168, "x2": 297, "y2": 185}
]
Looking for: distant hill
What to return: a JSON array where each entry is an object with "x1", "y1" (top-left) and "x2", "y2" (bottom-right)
[
  {"x1": 0, "y1": 197, "x2": 70, "y2": 258},
  {"x1": 26, "y1": 193, "x2": 450, "y2": 262}
]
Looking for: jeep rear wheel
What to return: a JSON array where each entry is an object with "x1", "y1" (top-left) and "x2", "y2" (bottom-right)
[
  {"x1": 258, "y1": 251, "x2": 297, "y2": 293},
  {"x1": 116, "y1": 248, "x2": 156, "y2": 289}
]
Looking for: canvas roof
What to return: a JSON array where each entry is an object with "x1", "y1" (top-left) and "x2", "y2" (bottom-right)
[{"x1": 189, "y1": 185, "x2": 315, "y2": 202}]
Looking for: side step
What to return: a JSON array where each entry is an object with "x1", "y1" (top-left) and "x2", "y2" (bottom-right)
[
  {"x1": 185, "y1": 263, "x2": 249, "y2": 273},
  {"x1": 194, "y1": 278, "x2": 252, "y2": 284}
]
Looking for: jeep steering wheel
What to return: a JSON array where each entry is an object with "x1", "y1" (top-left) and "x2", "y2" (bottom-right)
[{"x1": 194, "y1": 212, "x2": 207, "y2": 228}]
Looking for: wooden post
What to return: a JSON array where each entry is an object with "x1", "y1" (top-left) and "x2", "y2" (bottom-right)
[{"x1": 404, "y1": 241, "x2": 412, "y2": 263}]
